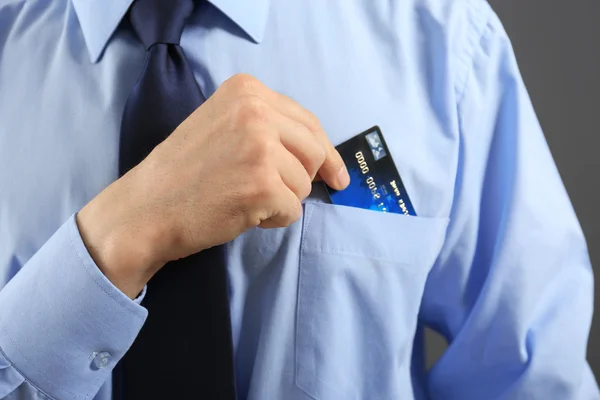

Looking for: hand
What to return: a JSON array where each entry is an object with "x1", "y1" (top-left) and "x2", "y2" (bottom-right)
[{"x1": 77, "y1": 74, "x2": 349, "y2": 298}]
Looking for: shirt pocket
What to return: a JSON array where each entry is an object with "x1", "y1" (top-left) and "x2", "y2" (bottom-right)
[{"x1": 295, "y1": 202, "x2": 448, "y2": 400}]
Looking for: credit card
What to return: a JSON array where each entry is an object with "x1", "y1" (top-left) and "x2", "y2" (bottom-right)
[{"x1": 325, "y1": 126, "x2": 416, "y2": 216}]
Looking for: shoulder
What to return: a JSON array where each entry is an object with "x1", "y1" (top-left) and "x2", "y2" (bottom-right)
[
  {"x1": 411, "y1": 0, "x2": 508, "y2": 101},
  {"x1": 413, "y1": 0, "x2": 495, "y2": 36},
  {"x1": 0, "y1": 0, "x2": 25, "y2": 16},
  {"x1": 0, "y1": 0, "x2": 25, "y2": 49},
  {"x1": 0, "y1": 0, "x2": 25, "y2": 21},
  {"x1": 0, "y1": 0, "x2": 67, "y2": 34},
  {"x1": 0, "y1": 0, "x2": 70, "y2": 54},
  {"x1": 0, "y1": 0, "x2": 75, "y2": 84},
  {"x1": 421, "y1": 0, "x2": 498, "y2": 87},
  {"x1": 0, "y1": 0, "x2": 30, "y2": 45},
  {"x1": 0, "y1": 0, "x2": 25, "y2": 7}
]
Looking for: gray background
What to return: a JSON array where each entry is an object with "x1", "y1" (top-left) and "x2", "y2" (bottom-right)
[{"x1": 426, "y1": 0, "x2": 600, "y2": 378}]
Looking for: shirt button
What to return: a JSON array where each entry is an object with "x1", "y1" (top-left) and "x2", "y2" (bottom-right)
[{"x1": 91, "y1": 351, "x2": 112, "y2": 369}]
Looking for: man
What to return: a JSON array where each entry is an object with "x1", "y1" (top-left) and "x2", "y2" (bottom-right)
[{"x1": 0, "y1": 0, "x2": 597, "y2": 398}]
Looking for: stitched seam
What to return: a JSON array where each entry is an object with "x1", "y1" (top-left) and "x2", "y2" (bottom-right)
[
  {"x1": 295, "y1": 204, "x2": 319, "y2": 400},
  {"x1": 456, "y1": 11, "x2": 496, "y2": 154},
  {"x1": 301, "y1": 246, "x2": 413, "y2": 264},
  {"x1": 455, "y1": 0, "x2": 493, "y2": 105},
  {"x1": 68, "y1": 221, "x2": 144, "y2": 321},
  {"x1": 0, "y1": 318, "x2": 75, "y2": 399},
  {"x1": 301, "y1": 204, "x2": 316, "y2": 243}
]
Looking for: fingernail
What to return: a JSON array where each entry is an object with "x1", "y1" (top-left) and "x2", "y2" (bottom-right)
[{"x1": 337, "y1": 166, "x2": 350, "y2": 188}]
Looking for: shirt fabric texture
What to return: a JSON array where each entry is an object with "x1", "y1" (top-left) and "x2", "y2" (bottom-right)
[{"x1": 0, "y1": 0, "x2": 598, "y2": 399}]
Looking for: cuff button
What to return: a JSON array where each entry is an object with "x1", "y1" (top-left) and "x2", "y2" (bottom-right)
[{"x1": 90, "y1": 351, "x2": 112, "y2": 370}]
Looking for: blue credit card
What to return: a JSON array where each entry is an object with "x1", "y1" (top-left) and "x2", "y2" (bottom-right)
[{"x1": 325, "y1": 126, "x2": 416, "y2": 216}]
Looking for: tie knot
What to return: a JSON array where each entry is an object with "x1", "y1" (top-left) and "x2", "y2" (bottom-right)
[{"x1": 128, "y1": 0, "x2": 195, "y2": 49}]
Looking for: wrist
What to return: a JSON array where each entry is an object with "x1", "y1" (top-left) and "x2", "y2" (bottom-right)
[{"x1": 76, "y1": 182, "x2": 165, "y2": 299}]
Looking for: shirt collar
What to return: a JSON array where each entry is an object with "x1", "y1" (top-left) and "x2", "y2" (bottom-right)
[{"x1": 72, "y1": 0, "x2": 270, "y2": 63}]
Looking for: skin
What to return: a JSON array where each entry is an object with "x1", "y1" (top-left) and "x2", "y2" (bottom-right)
[{"x1": 76, "y1": 74, "x2": 350, "y2": 299}]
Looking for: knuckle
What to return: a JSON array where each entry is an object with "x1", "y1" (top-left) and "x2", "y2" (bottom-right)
[
  {"x1": 303, "y1": 110, "x2": 322, "y2": 133},
  {"x1": 308, "y1": 144, "x2": 327, "y2": 174},
  {"x1": 328, "y1": 154, "x2": 346, "y2": 172},
  {"x1": 244, "y1": 132, "x2": 272, "y2": 161},
  {"x1": 247, "y1": 166, "x2": 278, "y2": 200},
  {"x1": 233, "y1": 95, "x2": 270, "y2": 126},
  {"x1": 226, "y1": 73, "x2": 261, "y2": 93},
  {"x1": 282, "y1": 202, "x2": 302, "y2": 227},
  {"x1": 298, "y1": 177, "x2": 312, "y2": 200},
  {"x1": 263, "y1": 172, "x2": 281, "y2": 196}
]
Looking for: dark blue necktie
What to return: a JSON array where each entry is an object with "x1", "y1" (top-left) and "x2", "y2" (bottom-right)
[{"x1": 113, "y1": 0, "x2": 237, "y2": 398}]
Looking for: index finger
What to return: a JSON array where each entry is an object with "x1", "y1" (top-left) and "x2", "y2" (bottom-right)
[{"x1": 239, "y1": 79, "x2": 350, "y2": 190}]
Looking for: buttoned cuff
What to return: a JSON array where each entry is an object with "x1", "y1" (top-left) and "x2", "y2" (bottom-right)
[{"x1": 0, "y1": 214, "x2": 148, "y2": 400}]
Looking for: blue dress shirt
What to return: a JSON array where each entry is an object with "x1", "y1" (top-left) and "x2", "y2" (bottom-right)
[{"x1": 0, "y1": 0, "x2": 598, "y2": 399}]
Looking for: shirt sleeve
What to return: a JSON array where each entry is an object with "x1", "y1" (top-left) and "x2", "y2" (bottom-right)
[
  {"x1": 0, "y1": 215, "x2": 148, "y2": 400},
  {"x1": 420, "y1": 4, "x2": 600, "y2": 399}
]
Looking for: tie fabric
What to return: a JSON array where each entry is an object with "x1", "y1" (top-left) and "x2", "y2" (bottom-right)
[{"x1": 112, "y1": 0, "x2": 237, "y2": 399}]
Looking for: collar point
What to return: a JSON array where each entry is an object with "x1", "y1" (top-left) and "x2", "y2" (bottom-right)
[
  {"x1": 87, "y1": 47, "x2": 103, "y2": 64},
  {"x1": 247, "y1": 31, "x2": 264, "y2": 45},
  {"x1": 208, "y1": 0, "x2": 269, "y2": 45},
  {"x1": 72, "y1": 0, "x2": 133, "y2": 64}
]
